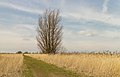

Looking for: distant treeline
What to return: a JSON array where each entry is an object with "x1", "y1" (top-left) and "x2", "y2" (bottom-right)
[
  {"x1": 1, "y1": 50, "x2": 120, "y2": 55},
  {"x1": 16, "y1": 50, "x2": 120, "y2": 55}
]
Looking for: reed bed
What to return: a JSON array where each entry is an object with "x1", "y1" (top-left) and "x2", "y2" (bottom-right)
[
  {"x1": 0, "y1": 54, "x2": 23, "y2": 77},
  {"x1": 27, "y1": 54, "x2": 120, "y2": 77}
]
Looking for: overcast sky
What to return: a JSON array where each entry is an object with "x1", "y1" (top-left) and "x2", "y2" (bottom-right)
[{"x1": 0, "y1": 0, "x2": 120, "y2": 52}]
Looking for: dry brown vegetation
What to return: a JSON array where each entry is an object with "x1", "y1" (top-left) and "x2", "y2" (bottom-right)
[
  {"x1": 27, "y1": 54, "x2": 120, "y2": 77},
  {"x1": 0, "y1": 54, "x2": 23, "y2": 77}
]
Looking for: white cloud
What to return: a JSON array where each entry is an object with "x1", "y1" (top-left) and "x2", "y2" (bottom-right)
[
  {"x1": 2, "y1": 0, "x2": 119, "y2": 27},
  {"x1": 0, "y1": 2, "x2": 43, "y2": 14},
  {"x1": 63, "y1": 29, "x2": 120, "y2": 51},
  {"x1": 63, "y1": 7, "x2": 120, "y2": 26},
  {"x1": 78, "y1": 30, "x2": 98, "y2": 37},
  {"x1": 102, "y1": 0, "x2": 109, "y2": 14},
  {"x1": 0, "y1": 24, "x2": 37, "y2": 52},
  {"x1": 60, "y1": 0, "x2": 66, "y2": 8},
  {"x1": 100, "y1": 30, "x2": 120, "y2": 39},
  {"x1": 13, "y1": 24, "x2": 35, "y2": 31},
  {"x1": 1, "y1": 0, "x2": 120, "y2": 27},
  {"x1": 0, "y1": 24, "x2": 36, "y2": 41},
  {"x1": 12, "y1": 24, "x2": 36, "y2": 38}
]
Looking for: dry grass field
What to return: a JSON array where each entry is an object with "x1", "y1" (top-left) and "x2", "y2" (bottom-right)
[
  {"x1": 0, "y1": 54, "x2": 23, "y2": 77},
  {"x1": 27, "y1": 54, "x2": 120, "y2": 77},
  {"x1": 1, "y1": 53, "x2": 120, "y2": 77}
]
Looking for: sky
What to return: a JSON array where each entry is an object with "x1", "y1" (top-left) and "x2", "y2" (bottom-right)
[{"x1": 0, "y1": 0, "x2": 120, "y2": 52}]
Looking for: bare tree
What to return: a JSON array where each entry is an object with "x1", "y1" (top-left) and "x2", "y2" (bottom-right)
[{"x1": 37, "y1": 9, "x2": 63, "y2": 54}]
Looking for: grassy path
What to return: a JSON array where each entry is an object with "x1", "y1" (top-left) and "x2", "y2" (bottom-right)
[{"x1": 23, "y1": 55, "x2": 87, "y2": 77}]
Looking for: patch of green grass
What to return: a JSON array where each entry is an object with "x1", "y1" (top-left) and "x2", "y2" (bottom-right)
[
  {"x1": 22, "y1": 58, "x2": 34, "y2": 77},
  {"x1": 23, "y1": 55, "x2": 87, "y2": 77}
]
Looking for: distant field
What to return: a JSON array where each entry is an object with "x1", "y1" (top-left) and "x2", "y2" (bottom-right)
[
  {"x1": 27, "y1": 54, "x2": 120, "y2": 77},
  {"x1": 0, "y1": 54, "x2": 23, "y2": 77}
]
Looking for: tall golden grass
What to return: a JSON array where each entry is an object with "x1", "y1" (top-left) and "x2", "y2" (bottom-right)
[
  {"x1": 0, "y1": 54, "x2": 23, "y2": 77},
  {"x1": 27, "y1": 54, "x2": 120, "y2": 77}
]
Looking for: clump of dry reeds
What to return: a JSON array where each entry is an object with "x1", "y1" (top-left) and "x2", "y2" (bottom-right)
[
  {"x1": 27, "y1": 54, "x2": 120, "y2": 77},
  {"x1": 0, "y1": 54, "x2": 23, "y2": 77}
]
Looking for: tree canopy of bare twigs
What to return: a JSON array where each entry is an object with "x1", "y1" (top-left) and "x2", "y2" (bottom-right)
[{"x1": 37, "y1": 9, "x2": 63, "y2": 54}]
